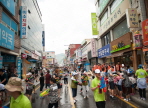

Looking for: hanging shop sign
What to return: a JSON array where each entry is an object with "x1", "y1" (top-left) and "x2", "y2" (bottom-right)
[
  {"x1": 133, "y1": 31, "x2": 143, "y2": 49},
  {"x1": 20, "y1": 6, "x2": 28, "y2": 39},
  {"x1": 0, "y1": 0, "x2": 15, "y2": 15},
  {"x1": 110, "y1": 32, "x2": 132, "y2": 53},
  {"x1": 31, "y1": 54, "x2": 39, "y2": 60},
  {"x1": 98, "y1": 44, "x2": 111, "y2": 58},
  {"x1": 0, "y1": 23, "x2": 14, "y2": 50},
  {"x1": 91, "y1": 13, "x2": 98, "y2": 35},
  {"x1": 34, "y1": 50, "x2": 41, "y2": 56},
  {"x1": 21, "y1": 54, "x2": 27, "y2": 59},
  {"x1": 142, "y1": 19, "x2": 148, "y2": 46},
  {"x1": 126, "y1": 8, "x2": 139, "y2": 28},
  {"x1": 17, "y1": 58, "x2": 22, "y2": 78},
  {"x1": 91, "y1": 38, "x2": 97, "y2": 57},
  {"x1": 0, "y1": 56, "x2": 3, "y2": 69}
]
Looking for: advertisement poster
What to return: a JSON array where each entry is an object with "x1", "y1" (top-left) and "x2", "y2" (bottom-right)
[{"x1": 142, "y1": 19, "x2": 148, "y2": 46}]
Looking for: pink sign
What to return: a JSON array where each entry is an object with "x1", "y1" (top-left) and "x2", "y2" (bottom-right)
[{"x1": 91, "y1": 38, "x2": 97, "y2": 57}]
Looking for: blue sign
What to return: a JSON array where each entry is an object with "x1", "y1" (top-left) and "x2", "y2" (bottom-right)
[
  {"x1": 98, "y1": 44, "x2": 111, "y2": 58},
  {"x1": 42, "y1": 31, "x2": 45, "y2": 46},
  {"x1": 0, "y1": 56, "x2": 3, "y2": 69},
  {"x1": 0, "y1": 24, "x2": 15, "y2": 50},
  {"x1": 17, "y1": 58, "x2": 22, "y2": 78},
  {"x1": 3, "y1": 54, "x2": 16, "y2": 62},
  {"x1": 0, "y1": 0, "x2": 15, "y2": 15}
]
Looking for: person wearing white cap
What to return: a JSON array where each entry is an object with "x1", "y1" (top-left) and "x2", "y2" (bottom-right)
[{"x1": 91, "y1": 69, "x2": 106, "y2": 108}]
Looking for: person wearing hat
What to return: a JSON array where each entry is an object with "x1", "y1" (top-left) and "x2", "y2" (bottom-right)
[
  {"x1": 71, "y1": 72, "x2": 80, "y2": 104},
  {"x1": 91, "y1": 69, "x2": 106, "y2": 108},
  {"x1": 135, "y1": 64, "x2": 148, "y2": 100},
  {"x1": 25, "y1": 72, "x2": 34, "y2": 101},
  {"x1": 5, "y1": 77, "x2": 32, "y2": 108}
]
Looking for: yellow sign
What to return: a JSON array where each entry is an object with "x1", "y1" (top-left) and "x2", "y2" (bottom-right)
[{"x1": 91, "y1": 13, "x2": 98, "y2": 35}]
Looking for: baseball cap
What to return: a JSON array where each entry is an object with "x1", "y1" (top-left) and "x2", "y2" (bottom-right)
[{"x1": 95, "y1": 69, "x2": 101, "y2": 74}]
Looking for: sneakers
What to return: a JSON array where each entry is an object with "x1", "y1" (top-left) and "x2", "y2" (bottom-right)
[
  {"x1": 84, "y1": 97, "x2": 86, "y2": 99},
  {"x1": 141, "y1": 97, "x2": 146, "y2": 100},
  {"x1": 111, "y1": 96, "x2": 116, "y2": 100},
  {"x1": 124, "y1": 99, "x2": 129, "y2": 101},
  {"x1": 143, "y1": 98, "x2": 146, "y2": 101},
  {"x1": 73, "y1": 99, "x2": 76, "y2": 104}
]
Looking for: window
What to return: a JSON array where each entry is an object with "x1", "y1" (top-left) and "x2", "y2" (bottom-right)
[
  {"x1": 101, "y1": 33, "x2": 111, "y2": 46},
  {"x1": 110, "y1": 0, "x2": 123, "y2": 13},
  {"x1": 113, "y1": 20, "x2": 130, "y2": 40},
  {"x1": 100, "y1": 11, "x2": 108, "y2": 25}
]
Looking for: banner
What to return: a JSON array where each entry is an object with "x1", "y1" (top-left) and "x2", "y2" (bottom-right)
[
  {"x1": 20, "y1": 6, "x2": 28, "y2": 39},
  {"x1": 91, "y1": 13, "x2": 98, "y2": 35},
  {"x1": 0, "y1": 56, "x2": 3, "y2": 69},
  {"x1": 42, "y1": 31, "x2": 45, "y2": 46},
  {"x1": 0, "y1": 0, "x2": 15, "y2": 15},
  {"x1": 126, "y1": 8, "x2": 139, "y2": 28},
  {"x1": 142, "y1": 19, "x2": 148, "y2": 46},
  {"x1": 0, "y1": 23, "x2": 15, "y2": 50},
  {"x1": 17, "y1": 58, "x2": 22, "y2": 78},
  {"x1": 91, "y1": 38, "x2": 97, "y2": 57}
]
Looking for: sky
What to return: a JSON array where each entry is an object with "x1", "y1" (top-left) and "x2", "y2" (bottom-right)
[{"x1": 37, "y1": 0, "x2": 96, "y2": 54}]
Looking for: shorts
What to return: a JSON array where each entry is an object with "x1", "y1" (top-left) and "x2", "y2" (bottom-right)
[
  {"x1": 26, "y1": 89, "x2": 33, "y2": 95},
  {"x1": 72, "y1": 88, "x2": 77, "y2": 97},
  {"x1": 33, "y1": 85, "x2": 35, "y2": 89},
  {"x1": 131, "y1": 83, "x2": 136, "y2": 88},
  {"x1": 48, "y1": 101, "x2": 58, "y2": 108},
  {"x1": 109, "y1": 81, "x2": 115, "y2": 90},
  {"x1": 57, "y1": 83, "x2": 62, "y2": 89},
  {"x1": 125, "y1": 87, "x2": 131, "y2": 95},
  {"x1": 117, "y1": 85, "x2": 122, "y2": 91}
]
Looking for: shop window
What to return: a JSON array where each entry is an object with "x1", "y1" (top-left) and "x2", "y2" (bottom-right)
[
  {"x1": 101, "y1": 32, "x2": 111, "y2": 47},
  {"x1": 110, "y1": 0, "x2": 123, "y2": 13},
  {"x1": 113, "y1": 20, "x2": 130, "y2": 40},
  {"x1": 100, "y1": 11, "x2": 108, "y2": 25}
]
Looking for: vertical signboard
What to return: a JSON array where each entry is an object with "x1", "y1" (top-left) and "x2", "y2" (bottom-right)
[
  {"x1": 91, "y1": 38, "x2": 97, "y2": 57},
  {"x1": 0, "y1": 23, "x2": 14, "y2": 50},
  {"x1": 126, "y1": 8, "x2": 139, "y2": 28},
  {"x1": 17, "y1": 58, "x2": 22, "y2": 78},
  {"x1": 91, "y1": 13, "x2": 98, "y2": 35},
  {"x1": 42, "y1": 31, "x2": 45, "y2": 46},
  {"x1": 20, "y1": 6, "x2": 28, "y2": 39},
  {"x1": 142, "y1": 19, "x2": 148, "y2": 46},
  {"x1": 0, "y1": 0, "x2": 15, "y2": 15},
  {"x1": 0, "y1": 56, "x2": 3, "y2": 69}
]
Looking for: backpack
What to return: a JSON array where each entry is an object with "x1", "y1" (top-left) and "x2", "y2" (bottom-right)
[{"x1": 124, "y1": 76, "x2": 132, "y2": 87}]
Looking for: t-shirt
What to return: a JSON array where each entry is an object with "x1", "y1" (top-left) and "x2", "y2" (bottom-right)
[
  {"x1": 10, "y1": 94, "x2": 32, "y2": 108},
  {"x1": 71, "y1": 76, "x2": 77, "y2": 88},
  {"x1": 0, "y1": 73, "x2": 8, "y2": 85},
  {"x1": 135, "y1": 69, "x2": 148, "y2": 78},
  {"x1": 46, "y1": 73, "x2": 51, "y2": 84},
  {"x1": 108, "y1": 69, "x2": 114, "y2": 82},
  {"x1": 91, "y1": 77, "x2": 105, "y2": 102},
  {"x1": 40, "y1": 76, "x2": 44, "y2": 85}
]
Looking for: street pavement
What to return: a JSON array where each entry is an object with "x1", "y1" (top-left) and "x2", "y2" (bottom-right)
[{"x1": 31, "y1": 76, "x2": 143, "y2": 108}]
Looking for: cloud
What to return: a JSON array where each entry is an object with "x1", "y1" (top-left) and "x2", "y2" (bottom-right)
[{"x1": 37, "y1": 0, "x2": 96, "y2": 54}]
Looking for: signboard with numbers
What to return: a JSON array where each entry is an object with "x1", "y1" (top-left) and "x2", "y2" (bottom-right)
[
  {"x1": 20, "y1": 6, "x2": 28, "y2": 39},
  {"x1": 17, "y1": 58, "x2": 22, "y2": 78},
  {"x1": 98, "y1": 44, "x2": 111, "y2": 58},
  {"x1": 0, "y1": 23, "x2": 14, "y2": 50},
  {"x1": 0, "y1": 56, "x2": 3, "y2": 69},
  {"x1": 0, "y1": 0, "x2": 15, "y2": 15}
]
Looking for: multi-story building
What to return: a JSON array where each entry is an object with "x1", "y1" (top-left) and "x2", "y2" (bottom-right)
[
  {"x1": 45, "y1": 51, "x2": 55, "y2": 66},
  {"x1": 95, "y1": 0, "x2": 148, "y2": 70},
  {"x1": 20, "y1": 0, "x2": 43, "y2": 76},
  {"x1": 0, "y1": 0, "x2": 21, "y2": 75}
]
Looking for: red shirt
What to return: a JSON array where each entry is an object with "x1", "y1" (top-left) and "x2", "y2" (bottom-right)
[{"x1": 46, "y1": 73, "x2": 51, "y2": 84}]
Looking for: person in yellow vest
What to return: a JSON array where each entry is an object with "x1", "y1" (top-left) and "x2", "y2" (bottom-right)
[{"x1": 81, "y1": 72, "x2": 89, "y2": 99}]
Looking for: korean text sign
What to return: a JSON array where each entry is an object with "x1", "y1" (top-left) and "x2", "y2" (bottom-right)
[
  {"x1": 142, "y1": 19, "x2": 148, "y2": 46},
  {"x1": 17, "y1": 58, "x2": 22, "y2": 78},
  {"x1": 126, "y1": 8, "x2": 139, "y2": 28},
  {"x1": 91, "y1": 13, "x2": 98, "y2": 35},
  {"x1": 20, "y1": 6, "x2": 28, "y2": 39},
  {"x1": 0, "y1": 23, "x2": 14, "y2": 50},
  {"x1": 0, "y1": 0, "x2": 15, "y2": 15},
  {"x1": 0, "y1": 56, "x2": 3, "y2": 69},
  {"x1": 98, "y1": 44, "x2": 111, "y2": 58}
]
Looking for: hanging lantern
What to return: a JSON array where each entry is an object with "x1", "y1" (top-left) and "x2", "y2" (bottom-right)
[{"x1": 134, "y1": 31, "x2": 143, "y2": 49}]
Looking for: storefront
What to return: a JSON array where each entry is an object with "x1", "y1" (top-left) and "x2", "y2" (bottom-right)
[{"x1": 110, "y1": 32, "x2": 134, "y2": 69}]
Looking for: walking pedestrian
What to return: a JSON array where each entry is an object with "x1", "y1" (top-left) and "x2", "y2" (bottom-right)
[
  {"x1": 135, "y1": 64, "x2": 148, "y2": 100},
  {"x1": 45, "y1": 70, "x2": 51, "y2": 89},
  {"x1": 39, "y1": 73, "x2": 44, "y2": 93},
  {"x1": 5, "y1": 77, "x2": 32, "y2": 108},
  {"x1": 91, "y1": 69, "x2": 106, "y2": 108}
]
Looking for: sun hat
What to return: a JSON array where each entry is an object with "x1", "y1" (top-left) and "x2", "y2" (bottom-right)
[
  {"x1": 121, "y1": 64, "x2": 124, "y2": 67},
  {"x1": 5, "y1": 77, "x2": 24, "y2": 92},
  {"x1": 95, "y1": 69, "x2": 101, "y2": 74}
]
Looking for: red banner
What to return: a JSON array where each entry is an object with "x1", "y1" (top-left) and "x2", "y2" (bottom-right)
[{"x1": 142, "y1": 19, "x2": 148, "y2": 46}]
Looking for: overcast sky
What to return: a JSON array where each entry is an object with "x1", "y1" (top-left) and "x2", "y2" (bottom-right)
[{"x1": 37, "y1": 0, "x2": 96, "y2": 54}]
